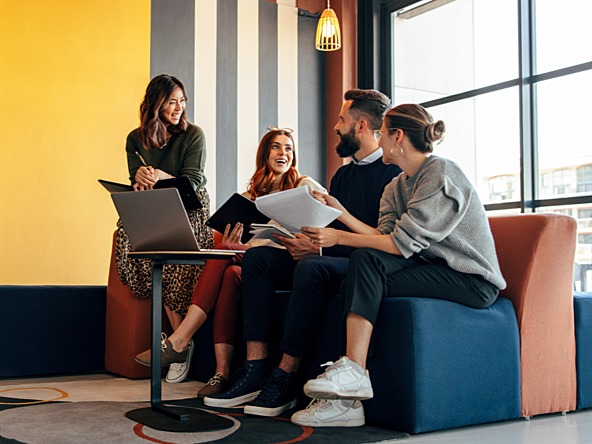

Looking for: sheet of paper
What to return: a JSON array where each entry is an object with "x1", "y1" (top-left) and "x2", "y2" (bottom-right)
[
  {"x1": 254, "y1": 187, "x2": 342, "y2": 232},
  {"x1": 249, "y1": 224, "x2": 297, "y2": 243},
  {"x1": 250, "y1": 223, "x2": 296, "y2": 238}
]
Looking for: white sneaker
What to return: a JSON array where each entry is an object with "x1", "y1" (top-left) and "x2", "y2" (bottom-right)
[
  {"x1": 291, "y1": 399, "x2": 365, "y2": 427},
  {"x1": 303, "y1": 356, "x2": 373, "y2": 400},
  {"x1": 165, "y1": 339, "x2": 194, "y2": 383}
]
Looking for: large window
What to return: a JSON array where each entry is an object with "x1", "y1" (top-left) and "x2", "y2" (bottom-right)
[{"x1": 382, "y1": 0, "x2": 592, "y2": 289}]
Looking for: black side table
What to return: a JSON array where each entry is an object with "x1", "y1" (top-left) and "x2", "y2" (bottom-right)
[{"x1": 125, "y1": 250, "x2": 240, "y2": 432}]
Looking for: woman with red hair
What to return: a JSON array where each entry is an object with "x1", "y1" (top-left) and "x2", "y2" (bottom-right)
[{"x1": 135, "y1": 127, "x2": 325, "y2": 390}]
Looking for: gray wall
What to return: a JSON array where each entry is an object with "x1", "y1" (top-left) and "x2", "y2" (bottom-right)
[{"x1": 151, "y1": 0, "x2": 326, "y2": 205}]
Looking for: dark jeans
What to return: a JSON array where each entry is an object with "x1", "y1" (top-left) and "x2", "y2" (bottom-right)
[
  {"x1": 241, "y1": 247, "x2": 349, "y2": 358},
  {"x1": 343, "y1": 248, "x2": 499, "y2": 325}
]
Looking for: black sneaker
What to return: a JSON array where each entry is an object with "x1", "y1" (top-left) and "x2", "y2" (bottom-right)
[
  {"x1": 203, "y1": 359, "x2": 268, "y2": 408},
  {"x1": 243, "y1": 367, "x2": 297, "y2": 417}
]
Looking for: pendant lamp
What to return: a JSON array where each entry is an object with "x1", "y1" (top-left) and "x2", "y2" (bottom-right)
[{"x1": 315, "y1": 0, "x2": 341, "y2": 51}]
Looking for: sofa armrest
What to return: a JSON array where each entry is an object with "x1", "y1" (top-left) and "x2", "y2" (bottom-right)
[{"x1": 489, "y1": 213, "x2": 577, "y2": 416}]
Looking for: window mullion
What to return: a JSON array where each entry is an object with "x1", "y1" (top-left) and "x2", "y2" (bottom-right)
[{"x1": 518, "y1": 0, "x2": 536, "y2": 213}]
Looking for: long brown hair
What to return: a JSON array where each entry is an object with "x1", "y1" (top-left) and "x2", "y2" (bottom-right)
[
  {"x1": 247, "y1": 129, "x2": 302, "y2": 199},
  {"x1": 138, "y1": 74, "x2": 188, "y2": 150}
]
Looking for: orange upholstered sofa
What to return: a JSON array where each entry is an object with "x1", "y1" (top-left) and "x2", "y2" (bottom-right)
[
  {"x1": 489, "y1": 214, "x2": 577, "y2": 417},
  {"x1": 104, "y1": 231, "x2": 156, "y2": 379},
  {"x1": 104, "y1": 230, "x2": 222, "y2": 379}
]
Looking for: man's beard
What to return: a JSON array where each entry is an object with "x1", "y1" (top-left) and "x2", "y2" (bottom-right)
[{"x1": 335, "y1": 127, "x2": 361, "y2": 158}]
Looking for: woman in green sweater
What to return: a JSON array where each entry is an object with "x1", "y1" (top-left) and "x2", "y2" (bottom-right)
[{"x1": 115, "y1": 74, "x2": 214, "y2": 383}]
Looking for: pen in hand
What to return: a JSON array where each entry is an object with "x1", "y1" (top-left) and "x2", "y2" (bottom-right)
[
  {"x1": 135, "y1": 150, "x2": 155, "y2": 176},
  {"x1": 134, "y1": 150, "x2": 156, "y2": 191},
  {"x1": 135, "y1": 150, "x2": 149, "y2": 168}
]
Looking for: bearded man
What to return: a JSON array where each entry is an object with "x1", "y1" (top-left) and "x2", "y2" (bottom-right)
[{"x1": 204, "y1": 89, "x2": 402, "y2": 425}]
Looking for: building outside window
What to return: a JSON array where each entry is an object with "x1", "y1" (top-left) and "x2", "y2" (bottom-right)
[
  {"x1": 578, "y1": 165, "x2": 592, "y2": 193},
  {"x1": 382, "y1": 0, "x2": 592, "y2": 290},
  {"x1": 488, "y1": 175, "x2": 516, "y2": 202},
  {"x1": 552, "y1": 169, "x2": 574, "y2": 196}
]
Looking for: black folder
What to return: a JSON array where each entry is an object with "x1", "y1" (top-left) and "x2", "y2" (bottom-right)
[
  {"x1": 206, "y1": 193, "x2": 270, "y2": 243},
  {"x1": 98, "y1": 176, "x2": 203, "y2": 211}
]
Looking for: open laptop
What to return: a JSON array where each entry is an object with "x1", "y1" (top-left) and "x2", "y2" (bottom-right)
[{"x1": 111, "y1": 188, "x2": 241, "y2": 253}]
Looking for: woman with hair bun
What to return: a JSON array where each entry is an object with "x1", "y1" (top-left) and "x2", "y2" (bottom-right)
[{"x1": 293, "y1": 103, "x2": 506, "y2": 428}]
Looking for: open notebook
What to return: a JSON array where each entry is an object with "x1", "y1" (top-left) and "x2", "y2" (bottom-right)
[
  {"x1": 111, "y1": 188, "x2": 240, "y2": 253},
  {"x1": 100, "y1": 176, "x2": 202, "y2": 211}
]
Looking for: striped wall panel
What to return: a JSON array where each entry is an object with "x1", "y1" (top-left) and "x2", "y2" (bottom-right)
[
  {"x1": 150, "y1": 0, "x2": 195, "y2": 122},
  {"x1": 152, "y1": 0, "x2": 325, "y2": 209}
]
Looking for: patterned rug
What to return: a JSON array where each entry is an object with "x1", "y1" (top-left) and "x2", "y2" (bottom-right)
[{"x1": 0, "y1": 375, "x2": 408, "y2": 443}]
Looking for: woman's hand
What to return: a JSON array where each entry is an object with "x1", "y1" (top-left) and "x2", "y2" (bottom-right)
[
  {"x1": 134, "y1": 166, "x2": 157, "y2": 190},
  {"x1": 311, "y1": 190, "x2": 348, "y2": 215},
  {"x1": 152, "y1": 168, "x2": 174, "y2": 181},
  {"x1": 223, "y1": 223, "x2": 243, "y2": 244},
  {"x1": 133, "y1": 167, "x2": 175, "y2": 190},
  {"x1": 301, "y1": 226, "x2": 342, "y2": 248}
]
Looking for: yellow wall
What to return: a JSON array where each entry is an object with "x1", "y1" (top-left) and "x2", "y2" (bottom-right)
[{"x1": 0, "y1": 0, "x2": 150, "y2": 284}]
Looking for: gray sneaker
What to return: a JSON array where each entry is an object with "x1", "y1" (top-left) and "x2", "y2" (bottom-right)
[
  {"x1": 303, "y1": 356, "x2": 373, "y2": 400},
  {"x1": 291, "y1": 398, "x2": 365, "y2": 427},
  {"x1": 165, "y1": 339, "x2": 194, "y2": 383},
  {"x1": 134, "y1": 333, "x2": 188, "y2": 367}
]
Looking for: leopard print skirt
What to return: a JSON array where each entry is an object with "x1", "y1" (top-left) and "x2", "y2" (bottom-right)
[{"x1": 115, "y1": 187, "x2": 214, "y2": 315}]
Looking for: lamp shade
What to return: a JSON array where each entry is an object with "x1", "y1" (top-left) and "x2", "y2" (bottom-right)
[{"x1": 315, "y1": 6, "x2": 341, "y2": 51}]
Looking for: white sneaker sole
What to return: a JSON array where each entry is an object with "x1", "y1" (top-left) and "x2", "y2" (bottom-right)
[
  {"x1": 304, "y1": 381, "x2": 373, "y2": 400},
  {"x1": 165, "y1": 340, "x2": 194, "y2": 384},
  {"x1": 203, "y1": 390, "x2": 260, "y2": 408},
  {"x1": 291, "y1": 415, "x2": 365, "y2": 427},
  {"x1": 244, "y1": 398, "x2": 297, "y2": 417}
]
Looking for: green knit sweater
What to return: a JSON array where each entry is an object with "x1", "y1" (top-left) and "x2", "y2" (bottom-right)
[{"x1": 125, "y1": 123, "x2": 207, "y2": 190}]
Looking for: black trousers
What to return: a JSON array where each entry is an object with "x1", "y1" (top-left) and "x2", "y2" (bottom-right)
[
  {"x1": 343, "y1": 248, "x2": 499, "y2": 325},
  {"x1": 241, "y1": 246, "x2": 349, "y2": 357}
]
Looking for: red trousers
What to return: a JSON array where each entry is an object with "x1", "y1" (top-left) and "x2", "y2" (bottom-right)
[{"x1": 191, "y1": 242, "x2": 247, "y2": 345}]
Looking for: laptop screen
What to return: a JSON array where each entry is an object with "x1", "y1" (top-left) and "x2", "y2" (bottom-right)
[{"x1": 111, "y1": 188, "x2": 201, "y2": 252}]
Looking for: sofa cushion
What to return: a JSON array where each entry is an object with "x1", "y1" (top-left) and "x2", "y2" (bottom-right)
[
  {"x1": 0, "y1": 285, "x2": 106, "y2": 378},
  {"x1": 575, "y1": 292, "x2": 592, "y2": 409},
  {"x1": 365, "y1": 297, "x2": 521, "y2": 434}
]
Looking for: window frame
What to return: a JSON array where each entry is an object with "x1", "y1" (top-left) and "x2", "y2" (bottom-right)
[{"x1": 377, "y1": 0, "x2": 592, "y2": 212}]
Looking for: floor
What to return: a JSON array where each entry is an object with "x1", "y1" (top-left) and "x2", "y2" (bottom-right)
[
  {"x1": 396, "y1": 409, "x2": 592, "y2": 444},
  {"x1": 1, "y1": 373, "x2": 591, "y2": 444}
]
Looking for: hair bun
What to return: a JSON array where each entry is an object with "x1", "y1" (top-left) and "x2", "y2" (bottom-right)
[{"x1": 425, "y1": 120, "x2": 445, "y2": 143}]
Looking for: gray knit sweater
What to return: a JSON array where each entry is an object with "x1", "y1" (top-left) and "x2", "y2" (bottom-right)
[{"x1": 377, "y1": 155, "x2": 506, "y2": 290}]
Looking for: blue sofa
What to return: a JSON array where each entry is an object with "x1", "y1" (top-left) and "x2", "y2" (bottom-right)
[
  {"x1": 575, "y1": 292, "x2": 592, "y2": 410},
  {"x1": 0, "y1": 285, "x2": 106, "y2": 378}
]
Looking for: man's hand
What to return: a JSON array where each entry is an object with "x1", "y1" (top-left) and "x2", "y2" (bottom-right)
[{"x1": 275, "y1": 233, "x2": 320, "y2": 261}]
